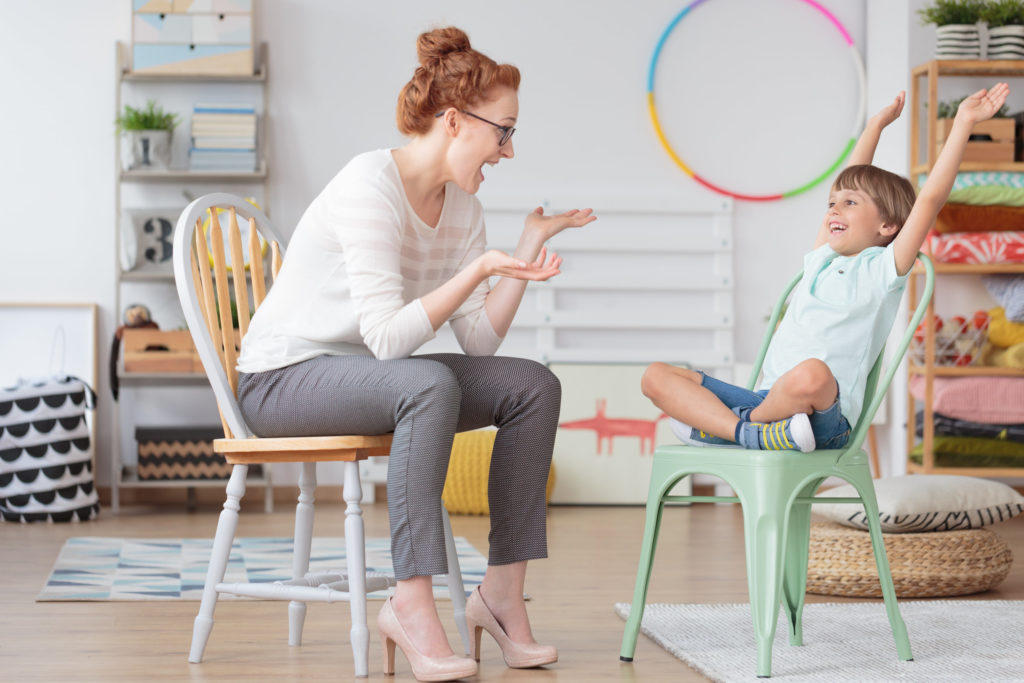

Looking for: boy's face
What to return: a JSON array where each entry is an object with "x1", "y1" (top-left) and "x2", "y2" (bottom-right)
[{"x1": 823, "y1": 187, "x2": 898, "y2": 256}]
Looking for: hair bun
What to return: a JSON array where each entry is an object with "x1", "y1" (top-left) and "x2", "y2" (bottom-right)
[{"x1": 417, "y1": 26, "x2": 472, "y2": 66}]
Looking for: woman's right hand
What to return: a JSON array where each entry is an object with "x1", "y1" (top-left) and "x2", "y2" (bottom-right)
[{"x1": 479, "y1": 246, "x2": 562, "y2": 282}]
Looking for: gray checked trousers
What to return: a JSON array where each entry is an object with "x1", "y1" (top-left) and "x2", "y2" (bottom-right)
[{"x1": 237, "y1": 353, "x2": 561, "y2": 580}]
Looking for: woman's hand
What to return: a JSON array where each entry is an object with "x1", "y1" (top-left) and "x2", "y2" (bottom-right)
[
  {"x1": 956, "y1": 82, "x2": 1010, "y2": 125},
  {"x1": 480, "y1": 246, "x2": 562, "y2": 282},
  {"x1": 523, "y1": 206, "x2": 596, "y2": 242},
  {"x1": 869, "y1": 90, "x2": 905, "y2": 129}
]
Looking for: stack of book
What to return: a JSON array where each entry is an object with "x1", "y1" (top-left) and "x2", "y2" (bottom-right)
[{"x1": 189, "y1": 103, "x2": 258, "y2": 172}]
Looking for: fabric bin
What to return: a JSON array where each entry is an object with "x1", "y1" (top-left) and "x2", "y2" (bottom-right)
[{"x1": 1, "y1": 376, "x2": 99, "y2": 522}]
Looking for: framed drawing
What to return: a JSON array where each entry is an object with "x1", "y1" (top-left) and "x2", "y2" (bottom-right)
[{"x1": 549, "y1": 362, "x2": 691, "y2": 504}]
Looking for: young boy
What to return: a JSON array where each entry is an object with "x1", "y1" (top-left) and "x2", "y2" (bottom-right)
[{"x1": 642, "y1": 82, "x2": 1011, "y2": 453}]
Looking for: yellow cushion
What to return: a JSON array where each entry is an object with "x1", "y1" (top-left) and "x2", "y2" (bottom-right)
[{"x1": 442, "y1": 429, "x2": 556, "y2": 515}]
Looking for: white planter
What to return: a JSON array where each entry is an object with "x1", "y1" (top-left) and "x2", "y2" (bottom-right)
[
  {"x1": 987, "y1": 25, "x2": 1024, "y2": 60},
  {"x1": 120, "y1": 129, "x2": 172, "y2": 171},
  {"x1": 935, "y1": 24, "x2": 981, "y2": 59}
]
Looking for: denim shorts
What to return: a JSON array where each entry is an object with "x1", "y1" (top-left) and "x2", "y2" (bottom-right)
[{"x1": 700, "y1": 372, "x2": 852, "y2": 450}]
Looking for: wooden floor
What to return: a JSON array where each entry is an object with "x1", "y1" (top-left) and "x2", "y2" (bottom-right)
[{"x1": 3, "y1": 500, "x2": 1023, "y2": 682}]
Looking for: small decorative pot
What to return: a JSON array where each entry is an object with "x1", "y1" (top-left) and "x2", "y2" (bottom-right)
[
  {"x1": 987, "y1": 25, "x2": 1024, "y2": 60},
  {"x1": 121, "y1": 129, "x2": 172, "y2": 171},
  {"x1": 935, "y1": 24, "x2": 981, "y2": 59}
]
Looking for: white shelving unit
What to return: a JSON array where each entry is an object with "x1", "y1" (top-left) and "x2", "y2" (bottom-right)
[{"x1": 111, "y1": 40, "x2": 272, "y2": 512}]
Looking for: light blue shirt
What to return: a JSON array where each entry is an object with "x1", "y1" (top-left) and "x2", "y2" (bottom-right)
[{"x1": 759, "y1": 242, "x2": 908, "y2": 427}]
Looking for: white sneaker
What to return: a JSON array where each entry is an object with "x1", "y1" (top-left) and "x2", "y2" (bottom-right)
[{"x1": 669, "y1": 417, "x2": 733, "y2": 448}]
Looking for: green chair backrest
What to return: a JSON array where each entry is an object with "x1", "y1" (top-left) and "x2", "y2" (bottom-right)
[{"x1": 745, "y1": 252, "x2": 935, "y2": 456}]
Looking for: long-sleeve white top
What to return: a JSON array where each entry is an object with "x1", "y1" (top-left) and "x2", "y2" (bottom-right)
[{"x1": 236, "y1": 149, "x2": 502, "y2": 372}]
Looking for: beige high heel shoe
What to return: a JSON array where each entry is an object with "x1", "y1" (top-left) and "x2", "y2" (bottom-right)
[
  {"x1": 378, "y1": 597, "x2": 478, "y2": 682},
  {"x1": 465, "y1": 587, "x2": 558, "y2": 669}
]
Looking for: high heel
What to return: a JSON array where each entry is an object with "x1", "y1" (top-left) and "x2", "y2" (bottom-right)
[
  {"x1": 378, "y1": 597, "x2": 478, "y2": 682},
  {"x1": 465, "y1": 587, "x2": 558, "y2": 669}
]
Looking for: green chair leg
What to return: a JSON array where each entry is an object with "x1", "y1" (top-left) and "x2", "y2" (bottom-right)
[
  {"x1": 780, "y1": 481, "x2": 819, "y2": 647},
  {"x1": 620, "y1": 477, "x2": 671, "y2": 661},
  {"x1": 852, "y1": 473, "x2": 914, "y2": 662},
  {"x1": 739, "y1": 477, "x2": 793, "y2": 678}
]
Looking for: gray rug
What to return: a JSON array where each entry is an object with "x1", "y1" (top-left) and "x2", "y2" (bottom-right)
[{"x1": 615, "y1": 600, "x2": 1024, "y2": 682}]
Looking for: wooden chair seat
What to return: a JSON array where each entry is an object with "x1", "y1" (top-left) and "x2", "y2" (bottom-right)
[{"x1": 216, "y1": 435, "x2": 393, "y2": 464}]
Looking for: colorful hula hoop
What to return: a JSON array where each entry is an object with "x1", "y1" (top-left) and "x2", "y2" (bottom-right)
[{"x1": 647, "y1": 0, "x2": 865, "y2": 201}]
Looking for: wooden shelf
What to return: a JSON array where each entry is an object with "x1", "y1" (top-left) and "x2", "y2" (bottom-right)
[
  {"x1": 118, "y1": 467, "x2": 265, "y2": 489},
  {"x1": 913, "y1": 161, "x2": 1024, "y2": 175},
  {"x1": 118, "y1": 371, "x2": 210, "y2": 386},
  {"x1": 120, "y1": 161, "x2": 267, "y2": 183},
  {"x1": 909, "y1": 364, "x2": 1024, "y2": 377},
  {"x1": 911, "y1": 59, "x2": 1024, "y2": 77},
  {"x1": 912, "y1": 262, "x2": 1024, "y2": 275}
]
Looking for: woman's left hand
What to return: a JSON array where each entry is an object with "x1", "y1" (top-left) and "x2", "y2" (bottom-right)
[{"x1": 524, "y1": 206, "x2": 597, "y2": 242}]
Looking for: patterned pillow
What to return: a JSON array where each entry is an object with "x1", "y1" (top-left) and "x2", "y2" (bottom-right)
[
  {"x1": 926, "y1": 230, "x2": 1024, "y2": 264},
  {"x1": 815, "y1": 475, "x2": 1024, "y2": 533}
]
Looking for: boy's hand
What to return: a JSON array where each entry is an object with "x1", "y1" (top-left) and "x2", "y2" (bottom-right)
[
  {"x1": 870, "y1": 91, "x2": 905, "y2": 129},
  {"x1": 956, "y1": 82, "x2": 1010, "y2": 125}
]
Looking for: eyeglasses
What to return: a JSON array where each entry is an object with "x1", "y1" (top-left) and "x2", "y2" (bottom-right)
[{"x1": 435, "y1": 109, "x2": 516, "y2": 146}]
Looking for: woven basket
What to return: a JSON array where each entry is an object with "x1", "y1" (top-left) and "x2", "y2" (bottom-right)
[
  {"x1": 441, "y1": 429, "x2": 556, "y2": 515},
  {"x1": 807, "y1": 522, "x2": 1013, "y2": 598}
]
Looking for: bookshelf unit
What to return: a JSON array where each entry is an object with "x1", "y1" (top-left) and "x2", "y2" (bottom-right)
[{"x1": 111, "y1": 40, "x2": 272, "y2": 512}]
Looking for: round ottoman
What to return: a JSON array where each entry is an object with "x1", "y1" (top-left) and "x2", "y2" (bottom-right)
[
  {"x1": 806, "y1": 521, "x2": 1013, "y2": 598},
  {"x1": 442, "y1": 429, "x2": 556, "y2": 515}
]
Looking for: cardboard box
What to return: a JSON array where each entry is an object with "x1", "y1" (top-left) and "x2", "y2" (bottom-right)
[{"x1": 123, "y1": 329, "x2": 201, "y2": 373}]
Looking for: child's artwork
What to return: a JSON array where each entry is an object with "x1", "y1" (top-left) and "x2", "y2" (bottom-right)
[{"x1": 549, "y1": 363, "x2": 690, "y2": 504}]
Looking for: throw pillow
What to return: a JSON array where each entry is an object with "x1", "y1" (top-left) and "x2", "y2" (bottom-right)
[{"x1": 815, "y1": 475, "x2": 1024, "y2": 533}]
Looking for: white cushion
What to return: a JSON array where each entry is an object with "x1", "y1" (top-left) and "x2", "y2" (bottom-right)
[{"x1": 815, "y1": 475, "x2": 1024, "y2": 533}]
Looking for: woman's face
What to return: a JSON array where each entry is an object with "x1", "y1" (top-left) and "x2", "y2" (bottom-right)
[{"x1": 446, "y1": 86, "x2": 518, "y2": 195}]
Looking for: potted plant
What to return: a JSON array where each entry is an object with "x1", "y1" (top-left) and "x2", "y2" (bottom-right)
[
  {"x1": 115, "y1": 100, "x2": 179, "y2": 171},
  {"x1": 982, "y1": 0, "x2": 1024, "y2": 59},
  {"x1": 918, "y1": 0, "x2": 985, "y2": 59},
  {"x1": 935, "y1": 95, "x2": 1014, "y2": 163}
]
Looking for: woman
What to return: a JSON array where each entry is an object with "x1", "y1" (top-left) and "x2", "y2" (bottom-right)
[{"x1": 236, "y1": 26, "x2": 595, "y2": 681}]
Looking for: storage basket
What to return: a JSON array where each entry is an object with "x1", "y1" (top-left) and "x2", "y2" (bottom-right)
[
  {"x1": 910, "y1": 313, "x2": 988, "y2": 367},
  {"x1": 807, "y1": 522, "x2": 1012, "y2": 598},
  {"x1": 442, "y1": 429, "x2": 555, "y2": 515},
  {"x1": 135, "y1": 426, "x2": 252, "y2": 480}
]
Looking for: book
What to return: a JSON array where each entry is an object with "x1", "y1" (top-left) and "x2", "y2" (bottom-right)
[{"x1": 193, "y1": 102, "x2": 256, "y2": 115}]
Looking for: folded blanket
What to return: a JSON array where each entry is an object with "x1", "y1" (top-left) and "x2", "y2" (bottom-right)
[
  {"x1": 916, "y1": 410, "x2": 1024, "y2": 443},
  {"x1": 909, "y1": 375, "x2": 1024, "y2": 423},
  {"x1": 935, "y1": 203, "x2": 1024, "y2": 233},
  {"x1": 983, "y1": 275, "x2": 1024, "y2": 322},
  {"x1": 988, "y1": 307, "x2": 1024, "y2": 348},
  {"x1": 926, "y1": 230, "x2": 1024, "y2": 264},
  {"x1": 947, "y1": 185, "x2": 1024, "y2": 207}
]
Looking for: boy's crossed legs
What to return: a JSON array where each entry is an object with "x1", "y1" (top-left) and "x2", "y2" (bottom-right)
[{"x1": 641, "y1": 359, "x2": 851, "y2": 453}]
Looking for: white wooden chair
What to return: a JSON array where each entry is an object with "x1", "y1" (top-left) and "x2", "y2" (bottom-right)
[{"x1": 172, "y1": 193, "x2": 471, "y2": 676}]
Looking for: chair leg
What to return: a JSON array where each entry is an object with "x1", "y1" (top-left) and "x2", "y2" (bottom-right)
[
  {"x1": 619, "y1": 473, "x2": 673, "y2": 662},
  {"x1": 740, "y1": 478, "x2": 792, "y2": 678},
  {"x1": 343, "y1": 461, "x2": 370, "y2": 678},
  {"x1": 851, "y1": 473, "x2": 913, "y2": 662},
  {"x1": 781, "y1": 490, "x2": 815, "y2": 647},
  {"x1": 289, "y1": 462, "x2": 316, "y2": 647},
  {"x1": 189, "y1": 464, "x2": 248, "y2": 664},
  {"x1": 440, "y1": 502, "x2": 471, "y2": 656}
]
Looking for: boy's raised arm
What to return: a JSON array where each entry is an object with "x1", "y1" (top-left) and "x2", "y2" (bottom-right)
[
  {"x1": 815, "y1": 92, "x2": 907, "y2": 248},
  {"x1": 892, "y1": 82, "x2": 1011, "y2": 275}
]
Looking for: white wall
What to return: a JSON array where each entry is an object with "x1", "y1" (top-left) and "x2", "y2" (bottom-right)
[{"x1": 4, "y1": 0, "x2": 942, "y2": 487}]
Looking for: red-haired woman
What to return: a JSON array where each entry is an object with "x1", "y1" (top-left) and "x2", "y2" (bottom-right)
[{"x1": 236, "y1": 26, "x2": 594, "y2": 681}]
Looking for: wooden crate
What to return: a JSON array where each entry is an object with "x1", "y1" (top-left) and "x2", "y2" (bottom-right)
[
  {"x1": 123, "y1": 329, "x2": 200, "y2": 373},
  {"x1": 936, "y1": 118, "x2": 1016, "y2": 163}
]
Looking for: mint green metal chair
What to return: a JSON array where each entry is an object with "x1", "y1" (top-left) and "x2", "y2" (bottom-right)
[{"x1": 620, "y1": 253, "x2": 934, "y2": 678}]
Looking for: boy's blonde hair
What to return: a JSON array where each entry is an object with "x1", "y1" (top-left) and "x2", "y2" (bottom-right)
[{"x1": 832, "y1": 164, "x2": 917, "y2": 234}]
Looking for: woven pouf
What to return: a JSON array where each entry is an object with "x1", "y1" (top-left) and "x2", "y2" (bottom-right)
[
  {"x1": 806, "y1": 521, "x2": 1013, "y2": 598},
  {"x1": 441, "y1": 429, "x2": 556, "y2": 515}
]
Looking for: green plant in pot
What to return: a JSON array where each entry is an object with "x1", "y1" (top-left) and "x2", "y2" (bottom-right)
[
  {"x1": 982, "y1": 0, "x2": 1024, "y2": 59},
  {"x1": 116, "y1": 100, "x2": 180, "y2": 171},
  {"x1": 918, "y1": 0, "x2": 985, "y2": 59}
]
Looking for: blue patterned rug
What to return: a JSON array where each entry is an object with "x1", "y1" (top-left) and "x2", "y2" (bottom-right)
[{"x1": 37, "y1": 536, "x2": 486, "y2": 601}]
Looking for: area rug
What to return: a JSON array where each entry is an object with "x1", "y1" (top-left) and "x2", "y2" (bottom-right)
[
  {"x1": 615, "y1": 600, "x2": 1024, "y2": 682},
  {"x1": 38, "y1": 536, "x2": 485, "y2": 601}
]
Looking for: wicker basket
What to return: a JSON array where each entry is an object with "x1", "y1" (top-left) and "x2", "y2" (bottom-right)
[{"x1": 807, "y1": 522, "x2": 1013, "y2": 598}]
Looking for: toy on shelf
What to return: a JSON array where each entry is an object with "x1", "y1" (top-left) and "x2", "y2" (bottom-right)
[{"x1": 912, "y1": 310, "x2": 990, "y2": 366}]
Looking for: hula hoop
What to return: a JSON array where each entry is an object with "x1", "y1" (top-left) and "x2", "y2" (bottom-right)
[{"x1": 647, "y1": 0, "x2": 865, "y2": 201}]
